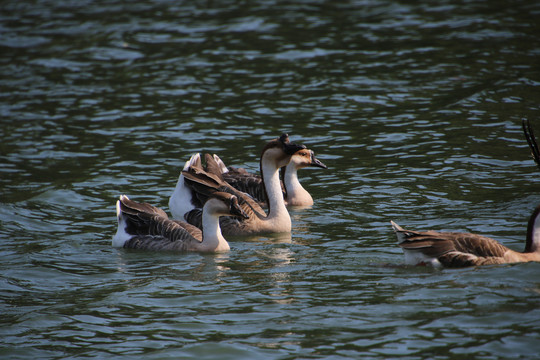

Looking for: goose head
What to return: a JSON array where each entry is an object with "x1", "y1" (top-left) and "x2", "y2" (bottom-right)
[
  {"x1": 261, "y1": 133, "x2": 306, "y2": 168},
  {"x1": 288, "y1": 148, "x2": 327, "y2": 170},
  {"x1": 205, "y1": 191, "x2": 249, "y2": 219}
]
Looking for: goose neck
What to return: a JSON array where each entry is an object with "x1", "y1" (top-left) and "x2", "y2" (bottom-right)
[
  {"x1": 283, "y1": 164, "x2": 307, "y2": 196},
  {"x1": 526, "y1": 206, "x2": 540, "y2": 253},
  {"x1": 202, "y1": 204, "x2": 230, "y2": 251},
  {"x1": 261, "y1": 156, "x2": 288, "y2": 219}
]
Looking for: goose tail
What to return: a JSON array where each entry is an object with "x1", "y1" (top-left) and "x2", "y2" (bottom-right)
[
  {"x1": 212, "y1": 154, "x2": 229, "y2": 174},
  {"x1": 112, "y1": 195, "x2": 132, "y2": 248},
  {"x1": 390, "y1": 220, "x2": 407, "y2": 243},
  {"x1": 169, "y1": 153, "x2": 200, "y2": 219}
]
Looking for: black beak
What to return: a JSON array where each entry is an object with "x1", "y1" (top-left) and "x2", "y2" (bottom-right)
[
  {"x1": 310, "y1": 152, "x2": 327, "y2": 169},
  {"x1": 230, "y1": 196, "x2": 249, "y2": 219}
]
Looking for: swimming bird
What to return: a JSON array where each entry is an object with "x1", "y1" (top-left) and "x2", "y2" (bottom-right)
[
  {"x1": 169, "y1": 153, "x2": 205, "y2": 219},
  {"x1": 171, "y1": 134, "x2": 306, "y2": 236},
  {"x1": 390, "y1": 205, "x2": 540, "y2": 267},
  {"x1": 112, "y1": 192, "x2": 247, "y2": 252},
  {"x1": 523, "y1": 119, "x2": 540, "y2": 170},
  {"x1": 216, "y1": 147, "x2": 327, "y2": 207}
]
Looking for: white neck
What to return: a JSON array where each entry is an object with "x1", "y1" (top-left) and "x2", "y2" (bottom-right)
[
  {"x1": 261, "y1": 156, "x2": 290, "y2": 228},
  {"x1": 201, "y1": 203, "x2": 230, "y2": 252},
  {"x1": 530, "y1": 213, "x2": 540, "y2": 253},
  {"x1": 283, "y1": 164, "x2": 313, "y2": 206}
]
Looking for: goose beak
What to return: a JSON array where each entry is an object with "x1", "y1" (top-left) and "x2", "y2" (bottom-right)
[
  {"x1": 230, "y1": 196, "x2": 249, "y2": 219},
  {"x1": 310, "y1": 152, "x2": 327, "y2": 169}
]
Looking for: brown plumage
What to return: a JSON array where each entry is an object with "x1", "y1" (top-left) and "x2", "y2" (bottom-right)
[
  {"x1": 112, "y1": 192, "x2": 247, "y2": 252},
  {"x1": 220, "y1": 165, "x2": 271, "y2": 206},
  {"x1": 217, "y1": 147, "x2": 327, "y2": 207},
  {"x1": 181, "y1": 159, "x2": 265, "y2": 235},
  {"x1": 180, "y1": 134, "x2": 306, "y2": 236},
  {"x1": 390, "y1": 204, "x2": 540, "y2": 267}
]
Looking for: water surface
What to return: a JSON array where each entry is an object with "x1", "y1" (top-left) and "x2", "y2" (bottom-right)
[{"x1": 1, "y1": 0, "x2": 540, "y2": 359}]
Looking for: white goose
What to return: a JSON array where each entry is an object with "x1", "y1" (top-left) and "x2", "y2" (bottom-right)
[
  {"x1": 390, "y1": 204, "x2": 540, "y2": 267},
  {"x1": 170, "y1": 134, "x2": 306, "y2": 236},
  {"x1": 113, "y1": 192, "x2": 247, "y2": 252},
  {"x1": 215, "y1": 147, "x2": 327, "y2": 207}
]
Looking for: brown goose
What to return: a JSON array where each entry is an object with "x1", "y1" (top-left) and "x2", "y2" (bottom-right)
[
  {"x1": 112, "y1": 192, "x2": 247, "y2": 252},
  {"x1": 216, "y1": 147, "x2": 327, "y2": 207},
  {"x1": 523, "y1": 119, "x2": 540, "y2": 170},
  {"x1": 175, "y1": 134, "x2": 306, "y2": 236},
  {"x1": 390, "y1": 205, "x2": 540, "y2": 267}
]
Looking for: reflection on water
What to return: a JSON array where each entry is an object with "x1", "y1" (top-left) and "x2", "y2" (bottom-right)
[{"x1": 1, "y1": 0, "x2": 540, "y2": 358}]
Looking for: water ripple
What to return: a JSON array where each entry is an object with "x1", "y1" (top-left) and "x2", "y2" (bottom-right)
[{"x1": 2, "y1": 0, "x2": 540, "y2": 358}]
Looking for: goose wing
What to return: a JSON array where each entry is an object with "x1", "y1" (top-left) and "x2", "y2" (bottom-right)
[
  {"x1": 392, "y1": 221, "x2": 509, "y2": 267},
  {"x1": 225, "y1": 166, "x2": 251, "y2": 176},
  {"x1": 118, "y1": 196, "x2": 202, "y2": 251},
  {"x1": 222, "y1": 170, "x2": 269, "y2": 204},
  {"x1": 119, "y1": 196, "x2": 168, "y2": 218},
  {"x1": 184, "y1": 199, "x2": 261, "y2": 235},
  {"x1": 182, "y1": 161, "x2": 266, "y2": 217}
]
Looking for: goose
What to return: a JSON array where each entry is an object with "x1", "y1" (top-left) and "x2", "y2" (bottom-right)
[
  {"x1": 169, "y1": 153, "x2": 204, "y2": 219},
  {"x1": 523, "y1": 119, "x2": 540, "y2": 170},
  {"x1": 216, "y1": 147, "x2": 327, "y2": 207},
  {"x1": 174, "y1": 134, "x2": 306, "y2": 236},
  {"x1": 168, "y1": 139, "x2": 325, "y2": 217},
  {"x1": 112, "y1": 192, "x2": 247, "y2": 252},
  {"x1": 390, "y1": 204, "x2": 540, "y2": 267},
  {"x1": 169, "y1": 152, "x2": 244, "y2": 219}
]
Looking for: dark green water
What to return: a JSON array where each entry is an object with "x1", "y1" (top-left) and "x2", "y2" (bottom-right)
[{"x1": 1, "y1": 0, "x2": 540, "y2": 359}]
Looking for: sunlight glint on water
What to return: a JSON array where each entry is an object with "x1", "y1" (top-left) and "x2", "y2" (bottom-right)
[{"x1": 1, "y1": 0, "x2": 540, "y2": 359}]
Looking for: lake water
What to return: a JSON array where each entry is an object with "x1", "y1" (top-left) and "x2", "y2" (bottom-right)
[{"x1": 1, "y1": 0, "x2": 540, "y2": 358}]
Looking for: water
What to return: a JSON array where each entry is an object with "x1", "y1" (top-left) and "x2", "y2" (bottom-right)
[{"x1": 1, "y1": 0, "x2": 540, "y2": 358}]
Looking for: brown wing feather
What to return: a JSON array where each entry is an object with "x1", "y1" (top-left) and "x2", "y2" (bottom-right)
[
  {"x1": 124, "y1": 234, "x2": 198, "y2": 252},
  {"x1": 226, "y1": 166, "x2": 251, "y2": 176},
  {"x1": 119, "y1": 197, "x2": 202, "y2": 251},
  {"x1": 222, "y1": 171, "x2": 268, "y2": 204},
  {"x1": 398, "y1": 228, "x2": 510, "y2": 267},
  {"x1": 182, "y1": 164, "x2": 266, "y2": 218},
  {"x1": 450, "y1": 233, "x2": 508, "y2": 257},
  {"x1": 203, "y1": 153, "x2": 226, "y2": 177},
  {"x1": 197, "y1": 153, "x2": 286, "y2": 207},
  {"x1": 438, "y1": 251, "x2": 507, "y2": 267},
  {"x1": 119, "y1": 196, "x2": 168, "y2": 218},
  {"x1": 184, "y1": 200, "x2": 261, "y2": 236}
]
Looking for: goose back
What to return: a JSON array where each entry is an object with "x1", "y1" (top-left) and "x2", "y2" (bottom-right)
[
  {"x1": 182, "y1": 163, "x2": 272, "y2": 236},
  {"x1": 182, "y1": 158, "x2": 267, "y2": 218},
  {"x1": 115, "y1": 195, "x2": 203, "y2": 252},
  {"x1": 391, "y1": 204, "x2": 540, "y2": 267},
  {"x1": 178, "y1": 134, "x2": 305, "y2": 235},
  {"x1": 114, "y1": 192, "x2": 246, "y2": 252},
  {"x1": 217, "y1": 148, "x2": 326, "y2": 207},
  {"x1": 393, "y1": 222, "x2": 510, "y2": 267}
]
